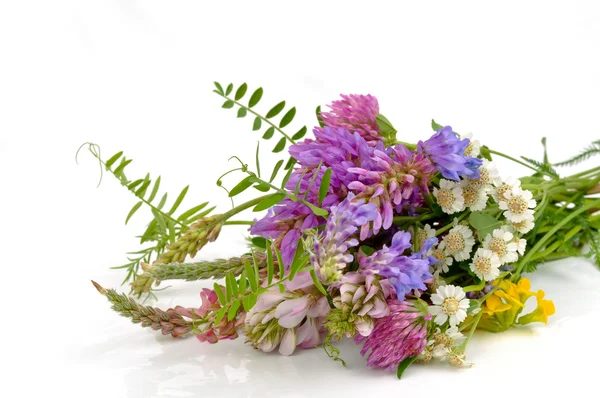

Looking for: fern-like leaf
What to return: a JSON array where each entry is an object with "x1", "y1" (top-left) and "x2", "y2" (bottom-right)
[
  {"x1": 520, "y1": 156, "x2": 560, "y2": 179},
  {"x1": 554, "y1": 140, "x2": 600, "y2": 167}
]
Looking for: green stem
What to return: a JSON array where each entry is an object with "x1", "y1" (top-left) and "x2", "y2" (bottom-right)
[
  {"x1": 513, "y1": 198, "x2": 600, "y2": 280},
  {"x1": 224, "y1": 220, "x2": 255, "y2": 226},
  {"x1": 462, "y1": 311, "x2": 483, "y2": 349},
  {"x1": 435, "y1": 212, "x2": 470, "y2": 236},
  {"x1": 489, "y1": 149, "x2": 540, "y2": 172},
  {"x1": 567, "y1": 165, "x2": 600, "y2": 179},
  {"x1": 215, "y1": 92, "x2": 296, "y2": 145}
]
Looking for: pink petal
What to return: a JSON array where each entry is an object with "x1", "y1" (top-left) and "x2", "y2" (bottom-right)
[
  {"x1": 278, "y1": 329, "x2": 297, "y2": 356},
  {"x1": 275, "y1": 297, "x2": 310, "y2": 328}
]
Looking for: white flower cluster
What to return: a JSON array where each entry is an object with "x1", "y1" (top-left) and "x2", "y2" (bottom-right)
[{"x1": 428, "y1": 134, "x2": 534, "y2": 281}]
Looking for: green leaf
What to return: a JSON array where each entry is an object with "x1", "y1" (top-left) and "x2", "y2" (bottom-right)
[
  {"x1": 480, "y1": 145, "x2": 493, "y2": 161},
  {"x1": 244, "y1": 261, "x2": 258, "y2": 292},
  {"x1": 279, "y1": 107, "x2": 296, "y2": 128},
  {"x1": 105, "y1": 151, "x2": 123, "y2": 169},
  {"x1": 151, "y1": 209, "x2": 167, "y2": 232},
  {"x1": 376, "y1": 114, "x2": 397, "y2": 142},
  {"x1": 305, "y1": 202, "x2": 328, "y2": 217},
  {"x1": 225, "y1": 83, "x2": 233, "y2": 96},
  {"x1": 113, "y1": 158, "x2": 132, "y2": 176},
  {"x1": 316, "y1": 105, "x2": 324, "y2": 127},
  {"x1": 469, "y1": 211, "x2": 503, "y2": 241},
  {"x1": 253, "y1": 193, "x2": 286, "y2": 212},
  {"x1": 274, "y1": 245, "x2": 285, "y2": 281},
  {"x1": 253, "y1": 182, "x2": 270, "y2": 192},
  {"x1": 214, "y1": 307, "x2": 227, "y2": 325},
  {"x1": 235, "y1": 83, "x2": 247, "y2": 100},
  {"x1": 127, "y1": 179, "x2": 144, "y2": 190},
  {"x1": 318, "y1": 168, "x2": 332, "y2": 205},
  {"x1": 237, "y1": 107, "x2": 247, "y2": 118},
  {"x1": 272, "y1": 137, "x2": 286, "y2": 153},
  {"x1": 281, "y1": 163, "x2": 295, "y2": 189},
  {"x1": 213, "y1": 82, "x2": 224, "y2": 95},
  {"x1": 431, "y1": 119, "x2": 444, "y2": 131},
  {"x1": 266, "y1": 101, "x2": 286, "y2": 118},
  {"x1": 255, "y1": 142, "x2": 261, "y2": 178},
  {"x1": 214, "y1": 283, "x2": 226, "y2": 304},
  {"x1": 147, "y1": 176, "x2": 161, "y2": 202},
  {"x1": 284, "y1": 156, "x2": 296, "y2": 170},
  {"x1": 157, "y1": 192, "x2": 168, "y2": 210},
  {"x1": 229, "y1": 176, "x2": 254, "y2": 197},
  {"x1": 289, "y1": 245, "x2": 305, "y2": 280},
  {"x1": 248, "y1": 87, "x2": 263, "y2": 108},
  {"x1": 251, "y1": 236, "x2": 267, "y2": 249},
  {"x1": 252, "y1": 117, "x2": 262, "y2": 131},
  {"x1": 238, "y1": 270, "x2": 247, "y2": 294},
  {"x1": 242, "y1": 293, "x2": 257, "y2": 312},
  {"x1": 266, "y1": 241, "x2": 274, "y2": 285},
  {"x1": 292, "y1": 126, "x2": 307, "y2": 140},
  {"x1": 135, "y1": 178, "x2": 152, "y2": 197},
  {"x1": 270, "y1": 159, "x2": 284, "y2": 183},
  {"x1": 222, "y1": 100, "x2": 234, "y2": 109},
  {"x1": 262, "y1": 127, "x2": 275, "y2": 139},
  {"x1": 227, "y1": 271, "x2": 238, "y2": 298},
  {"x1": 177, "y1": 202, "x2": 208, "y2": 221},
  {"x1": 397, "y1": 356, "x2": 418, "y2": 379},
  {"x1": 227, "y1": 300, "x2": 241, "y2": 321},
  {"x1": 168, "y1": 185, "x2": 189, "y2": 215},
  {"x1": 310, "y1": 269, "x2": 328, "y2": 296},
  {"x1": 125, "y1": 201, "x2": 143, "y2": 224}
]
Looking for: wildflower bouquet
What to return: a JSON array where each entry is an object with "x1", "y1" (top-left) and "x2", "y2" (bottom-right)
[{"x1": 86, "y1": 82, "x2": 600, "y2": 378}]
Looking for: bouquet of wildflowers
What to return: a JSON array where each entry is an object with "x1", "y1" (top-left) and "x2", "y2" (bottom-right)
[{"x1": 86, "y1": 82, "x2": 600, "y2": 378}]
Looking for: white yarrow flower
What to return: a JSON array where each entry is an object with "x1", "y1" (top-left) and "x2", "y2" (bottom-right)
[
  {"x1": 470, "y1": 248, "x2": 501, "y2": 281},
  {"x1": 462, "y1": 133, "x2": 481, "y2": 158},
  {"x1": 429, "y1": 285, "x2": 470, "y2": 327},
  {"x1": 498, "y1": 186, "x2": 536, "y2": 222},
  {"x1": 509, "y1": 212, "x2": 535, "y2": 234},
  {"x1": 431, "y1": 245, "x2": 453, "y2": 273},
  {"x1": 416, "y1": 224, "x2": 436, "y2": 250},
  {"x1": 433, "y1": 179, "x2": 465, "y2": 214},
  {"x1": 483, "y1": 227, "x2": 519, "y2": 264},
  {"x1": 431, "y1": 326, "x2": 467, "y2": 358},
  {"x1": 469, "y1": 159, "x2": 501, "y2": 190},
  {"x1": 512, "y1": 235, "x2": 527, "y2": 255},
  {"x1": 460, "y1": 179, "x2": 489, "y2": 211},
  {"x1": 440, "y1": 223, "x2": 476, "y2": 262},
  {"x1": 493, "y1": 176, "x2": 521, "y2": 202}
]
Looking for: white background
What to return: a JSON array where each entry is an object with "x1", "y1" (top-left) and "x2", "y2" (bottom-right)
[{"x1": 2, "y1": 1, "x2": 600, "y2": 397}]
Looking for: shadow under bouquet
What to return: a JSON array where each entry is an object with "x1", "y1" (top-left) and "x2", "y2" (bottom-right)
[{"x1": 86, "y1": 82, "x2": 600, "y2": 378}]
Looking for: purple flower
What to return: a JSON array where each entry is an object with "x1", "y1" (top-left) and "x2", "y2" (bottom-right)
[
  {"x1": 310, "y1": 194, "x2": 378, "y2": 284},
  {"x1": 348, "y1": 144, "x2": 437, "y2": 236},
  {"x1": 356, "y1": 299, "x2": 428, "y2": 370},
  {"x1": 359, "y1": 231, "x2": 433, "y2": 299},
  {"x1": 417, "y1": 126, "x2": 482, "y2": 181},
  {"x1": 289, "y1": 127, "x2": 380, "y2": 189},
  {"x1": 250, "y1": 198, "x2": 321, "y2": 267},
  {"x1": 318, "y1": 94, "x2": 381, "y2": 145}
]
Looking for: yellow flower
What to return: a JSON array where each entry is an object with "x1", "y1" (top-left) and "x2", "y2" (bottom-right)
[
  {"x1": 518, "y1": 290, "x2": 556, "y2": 325},
  {"x1": 477, "y1": 278, "x2": 555, "y2": 332}
]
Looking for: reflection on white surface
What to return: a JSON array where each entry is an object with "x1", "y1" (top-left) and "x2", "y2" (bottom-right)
[{"x1": 66, "y1": 258, "x2": 600, "y2": 397}]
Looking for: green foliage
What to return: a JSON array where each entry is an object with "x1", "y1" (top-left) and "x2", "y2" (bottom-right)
[
  {"x1": 554, "y1": 140, "x2": 600, "y2": 167},
  {"x1": 213, "y1": 81, "x2": 304, "y2": 154},
  {"x1": 375, "y1": 113, "x2": 397, "y2": 144},
  {"x1": 397, "y1": 356, "x2": 418, "y2": 379},
  {"x1": 469, "y1": 212, "x2": 502, "y2": 241},
  {"x1": 431, "y1": 119, "x2": 444, "y2": 131},
  {"x1": 521, "y1": 156, "x2": 559, "y2": 179},
  {"x1": 81, "y1": 144, "x2": 214, "y2": 285}
]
